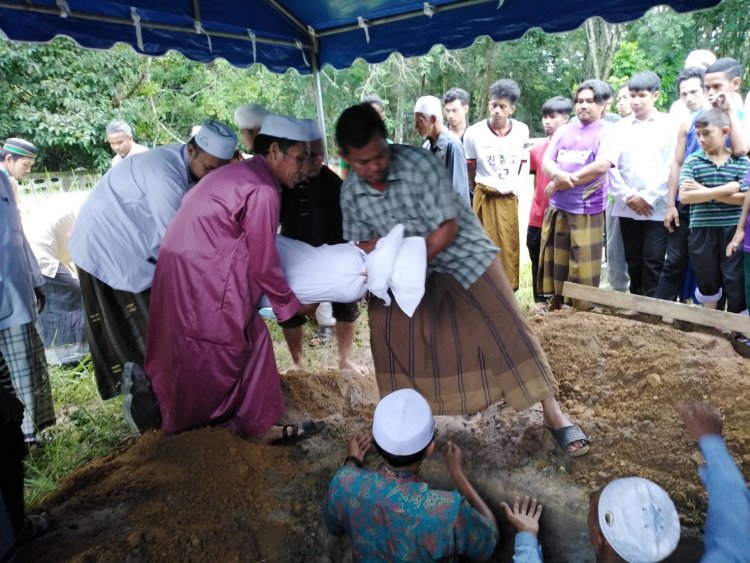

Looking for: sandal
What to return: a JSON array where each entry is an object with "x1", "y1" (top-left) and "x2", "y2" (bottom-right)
[
  {"x1": 271, "y1": 420, "x2": 326, "y2": 446},
  {"x1": 544, "y1": 424, "x2": 590, "y2": 458},
  {"x1": 731, "y1": 334, "x2": 750, "y2": 359}
]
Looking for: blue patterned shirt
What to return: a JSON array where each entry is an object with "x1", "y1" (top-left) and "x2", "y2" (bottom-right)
[
  {"x1": 341, "y1": 144, "x2": 498, "y2": 289},
  {"x1": 323, "y1": 464, "x2": 497, "y2": 562}
]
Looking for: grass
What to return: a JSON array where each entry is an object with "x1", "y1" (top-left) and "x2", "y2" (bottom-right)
[{"x1": 23, "y1": 261, "x2": 535, "y2": 506}]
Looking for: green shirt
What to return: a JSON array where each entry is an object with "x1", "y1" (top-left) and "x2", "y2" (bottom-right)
[
  {"x1": 681, "y1": 151, "x2": 749, "y2": 228},
  {"x1": 341, "y1": 144, "x2": 497, "y2": 288}
]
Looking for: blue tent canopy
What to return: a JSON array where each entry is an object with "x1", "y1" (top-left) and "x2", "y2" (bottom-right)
[{"x1": 0, "y1": 0, "x2": 722, "y2": 74}]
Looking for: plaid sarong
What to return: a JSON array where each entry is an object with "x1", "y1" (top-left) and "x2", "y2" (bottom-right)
[
  {"x1": 0, "y1": 323, "x2": 55, "y2": 441},
  {"x1": 369, "y1": 258, "x2": 557, "y2": 415},
  {"x1": 77, "y1": 266, "x2": 150, "y2": 400},
  {"x1": 538, "y1": 208, "x2": 604, "y2": 309}
]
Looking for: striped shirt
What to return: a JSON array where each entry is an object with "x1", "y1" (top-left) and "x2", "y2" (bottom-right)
[
  {"x1": 341, "y1": 144, "x2": 498, "y2": 288},
  {"x1": 681, "y1": 151, "x2": 749, "y2": 227}
]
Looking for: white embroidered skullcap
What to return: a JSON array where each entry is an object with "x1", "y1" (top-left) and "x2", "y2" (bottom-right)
[
  {"x1": 234, "y1": 103, "x2": 268, "y2": 130},
  {"x1": 193, "y1": 119, "x2": 237, "y2": 160},
  {"x1": 259, "y1": 115, "x2": 309, "y2": 142},
  {"x1": 372, "y1": 389, "x2": 435, "y2": 456},
  {"x1": 413, "y1": 95, "x2": 443, "y2": 118},
  {"x1": 301, "y1": 118, "x2": 323, "y2": 141},
  {"x1": 598, "y1": 477, "x2": 680, "y2": 563}
]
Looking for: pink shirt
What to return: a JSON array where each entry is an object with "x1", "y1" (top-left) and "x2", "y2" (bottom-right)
[{"x1": 528, "y1": 140, "x2": 551, "y2": 228}]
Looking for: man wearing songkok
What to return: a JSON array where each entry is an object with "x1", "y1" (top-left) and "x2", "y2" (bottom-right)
[
  {"x1": 539, "y1": 80, "x2": 615, "y2": 310},
  {"x1": 464, "y1": 78, "x2": 529, "y2": 290},
  {"x1": 69, "y1": 119, "x2": 236, "y2": 399},
  {"x1": 0, "y1": 172, "x2": 54, "y2": 445},
  {"x1": 22, "y1": 192, "x2": 90, "y2": 365},
  {"x1": 414, "y1": 95, "x2": 471, "y2": 205},
  {"x1": 144, "y1": 115, "x2": 324, "y2": 444},
  {"x1": 278, "y1": 119, "x2": 367, "y2": 377},
  {"x1": 323, "y1": 389, "x2": 498, "y2": 561},
  {"x1": 106, "y1": 120, "x2": 148, "y2": 168},
  {"x1": 336, "y1": 103, "x2": 589, "y2": 457},
  {"x1": 234, "y1": 103, "x2": 268, "y2": 155},
  {"x1": 1, "y1": 137, "x2": 37, "y2": 203}
]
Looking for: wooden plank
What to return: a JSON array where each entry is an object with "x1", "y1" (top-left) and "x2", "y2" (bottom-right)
[{"x1": 562, "y1": 282, "x2": 750, "y2": 334}]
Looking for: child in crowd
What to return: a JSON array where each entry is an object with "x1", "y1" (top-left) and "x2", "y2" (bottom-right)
[
  {"x1": 680, "y1": 108, "x2": 749, "y2": 315},
  {"x1": 323, "y1": 389, "x2": 498, "y2": 561},
  {"x1": 527, "y1": 96, "x2": 572, "y2": 309},
  {"x1": 608, "y1": 71, "x2": 677, "y2": 297}
]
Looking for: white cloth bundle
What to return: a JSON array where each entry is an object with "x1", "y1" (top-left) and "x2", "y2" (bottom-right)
[{"x1": 260, "y1": 225, "x2": 426, "y2": 317}]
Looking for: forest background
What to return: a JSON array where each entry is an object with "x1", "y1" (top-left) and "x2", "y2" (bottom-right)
[{"x1": 0, "y1": 0, "x2": 747, "y2": 172}]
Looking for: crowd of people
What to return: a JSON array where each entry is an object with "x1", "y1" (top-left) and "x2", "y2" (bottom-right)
[{"x1": 1, "y1": 46, "x2": 750, "y2": 561}]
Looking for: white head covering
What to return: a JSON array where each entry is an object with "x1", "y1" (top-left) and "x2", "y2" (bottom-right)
[
  {"x1": 598, "y1": 477, "x2": 680, "y2": 563},
  {"x1": 259, "y1": 115, "x2": 309, "y2": 142},
  {"x1": 301, "y1": 118, "x2": 323, "y2": 142},
  {"x1": 372, "y1": 389, "x2": 435, "y2": 456},
  {"x1": 234, "y1": 103, "x2": 268, "y2": 130},
  {"x1": 193, "y1": 119, "x2": 237, "y2": 160},
  {"x1": 413, "y1": 96, "x2": 443, "y2": 120}
]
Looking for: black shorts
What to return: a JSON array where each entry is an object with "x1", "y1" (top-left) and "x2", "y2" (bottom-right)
[{"x1": 278, "y1": 301, "x2": 360, "y2": 329}]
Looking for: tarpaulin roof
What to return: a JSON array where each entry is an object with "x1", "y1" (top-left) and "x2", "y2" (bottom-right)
[{"x1": 0, "y1": 0, "x2": 722, "y2": 74}]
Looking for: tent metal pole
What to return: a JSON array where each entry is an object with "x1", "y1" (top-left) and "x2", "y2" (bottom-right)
[{"x1": 311, "y1": 53, "x2": 328, "y2": 165}]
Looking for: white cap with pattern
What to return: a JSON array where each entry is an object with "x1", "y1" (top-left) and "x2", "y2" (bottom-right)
[
  {"x1": 193, "y1": 119, "x2": 237, "y2": 160},
  {"x1": 372, "y1": 389, "x2": 435, "y2": 456}
]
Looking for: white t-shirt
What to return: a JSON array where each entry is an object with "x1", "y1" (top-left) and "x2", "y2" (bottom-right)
[{"x1": 463, "y1": 118, "x2": 529, "y2": 195}]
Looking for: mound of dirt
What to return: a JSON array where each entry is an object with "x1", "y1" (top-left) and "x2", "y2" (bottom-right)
[{"x1": 17, "y1": 311, "x2": 750, "y2": 562}]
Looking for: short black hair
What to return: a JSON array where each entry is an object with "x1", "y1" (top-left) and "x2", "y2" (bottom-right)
[
  {"x1": 252, "y1": 134, "x2": 299, "y2": 157},
  {"x1": 373, "y1": 435, "x2": 434, "y2": 468},
  {"x1": 575, "y1": 80, "x2": 612, "y2": 105},
  {"x1": 490, "y1": 79, "x2": 521, "y2": 103},
  {"x1": 705, "y1": 57, "x2": 742, "y2": 80},
  {"x1": 628, "y1": 71, "x2": 661, "y2": 93},
  {"x1": 694, "y1": 107, "x2": 731, "y2": 129},
  {"x1": 542, "y1": 96, "x2": 573, "y2": 117},
  {"x1": 676, "y1": 66, "x2": 706, "y2": 93},
  {"x1": 335, "y1": 103, "x2": 388, "y2": 155},
  {"x1": 443, "y1": 87, "x2": 470, "y2": 106}
]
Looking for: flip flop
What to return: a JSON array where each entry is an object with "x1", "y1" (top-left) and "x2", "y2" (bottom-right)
[
  {"x1": 544, "y1": 424, "x2": 590, "y2": 458},
  {"x1": 731, "y1": 334, "x2": 750, "y2": 359},
  {"x1": 271, "y1": 420, "x2": 326, "y2": 446}
]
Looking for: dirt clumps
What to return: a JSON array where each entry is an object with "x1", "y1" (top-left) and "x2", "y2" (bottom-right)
[{"x1": 17, "y1": 311, "x2": 750, "y2": 562}]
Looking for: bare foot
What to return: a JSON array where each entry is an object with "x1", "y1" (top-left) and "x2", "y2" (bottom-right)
[
  {"x1": 339, "y1": 359, "x2": 369, "y2": 377},
  {"x1": 282, "y1": 363, "x2": 306, "y2": 375}
]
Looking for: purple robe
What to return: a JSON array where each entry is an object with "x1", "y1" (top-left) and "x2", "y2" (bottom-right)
[{"x1": 146, "y1": 156, "x2": 301, "y2": 438}]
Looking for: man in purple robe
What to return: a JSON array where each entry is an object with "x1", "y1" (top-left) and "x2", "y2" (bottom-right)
[{"x1": 144, "y1": 115, "x2": 322, "y2": 444}]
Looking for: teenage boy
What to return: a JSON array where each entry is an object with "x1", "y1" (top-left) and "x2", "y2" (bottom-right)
[
  {"x1": 464, "y1": 78, "x2": 529, "y2": 290},
  {"x1": 539, "y1": 81, "x2": 615, "y2": 310},
  {"x1": 608, "y1": 71, "x2": 677, "y2": 297},
  {"x1": 443, "y1": 87, "x2": 471, "y2": 141},
  {"x1": 656, "y1": 66, "x2": 710, "y2": 303},
  {"x1": 323, "y1": 389, "x2": 498, "y2": 561},
  {"x1": 703, "y1": 58, "x2": 749, "y2": 156},
  {"x1": 679, "y1": 108, "x2": 749, "y2": 314},
  {"x1": 527, "y1": 96, "x2": 572, "y2": 308}
]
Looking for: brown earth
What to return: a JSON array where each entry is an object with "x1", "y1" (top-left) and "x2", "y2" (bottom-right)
[{"x1": 17, "y1": 310, "x2": 750, "y2": 562}]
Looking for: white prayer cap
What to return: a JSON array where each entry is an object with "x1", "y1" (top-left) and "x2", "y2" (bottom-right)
[
  {"x1": 684, "y1": 49, "x2": 716, "y2": 69},
  {"x1": 234, "y1": 103, "x2": 268, "y2": 130},
  {"x1": 193, "y1": 119, "x2": 237, "y2": 160},
  {"x1": 413, "y1": 96, "x2": 443, "y2": 119},
  {"x1": 372, "y1": 389, "x2": 435, "y2": 456},
  {"x1": 598, "y1": 477, "x2": 680, "y2": 563},
  {"x1": 302, "y1": 118, "x2": 323, "y2": 141},
  {"x1": 259, "y1": 115, "x2": 309, "y2": 142}
]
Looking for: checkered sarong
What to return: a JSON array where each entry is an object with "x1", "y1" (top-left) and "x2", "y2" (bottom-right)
[
  {"x1": 538, "y1": 208, "x2": 604, "y2": 309},
  {"x1": 0, "y1": 323, "x2": 55, "y2": 441}
]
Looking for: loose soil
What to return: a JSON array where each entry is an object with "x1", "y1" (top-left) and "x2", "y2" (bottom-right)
[{"x1": 17, "y1": 310, "x2": 750, "y2": 562}]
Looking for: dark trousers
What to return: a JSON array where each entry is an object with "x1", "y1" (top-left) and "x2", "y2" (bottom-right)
[
  {"x1": 526, "y1": 225, "x2": 544, "y2": 302},
  {"x1": 689, "y1": 226, "x2": 746, "y2": 313},
  {"x1": 619, "y1": 217, "x2": 668, "y2": 297},
  {"x1": 0, "y1": 391, "x2": 26, "y2": 538},
  {"x1": 654, "y1": 202, "x2": 690, "y2": 301}
]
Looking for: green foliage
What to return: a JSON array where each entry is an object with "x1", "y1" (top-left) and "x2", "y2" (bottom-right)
[{"x1": 24, "y1": 357, "x2": 131, "y2": 506}]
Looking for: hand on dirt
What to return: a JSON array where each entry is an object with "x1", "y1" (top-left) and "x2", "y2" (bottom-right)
[
  {"x1": 501, "y1": 496, "x2": 543, "y2": 536},
  {"x1": 676, "y1": 401, "x2": 723, "y2": 442},
  {"x1": 444, "y1": 441, "x2": 464, "y2": 476},
  {"x1": 347, "y1": 432, "x2": 371, "y2": 461}
]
